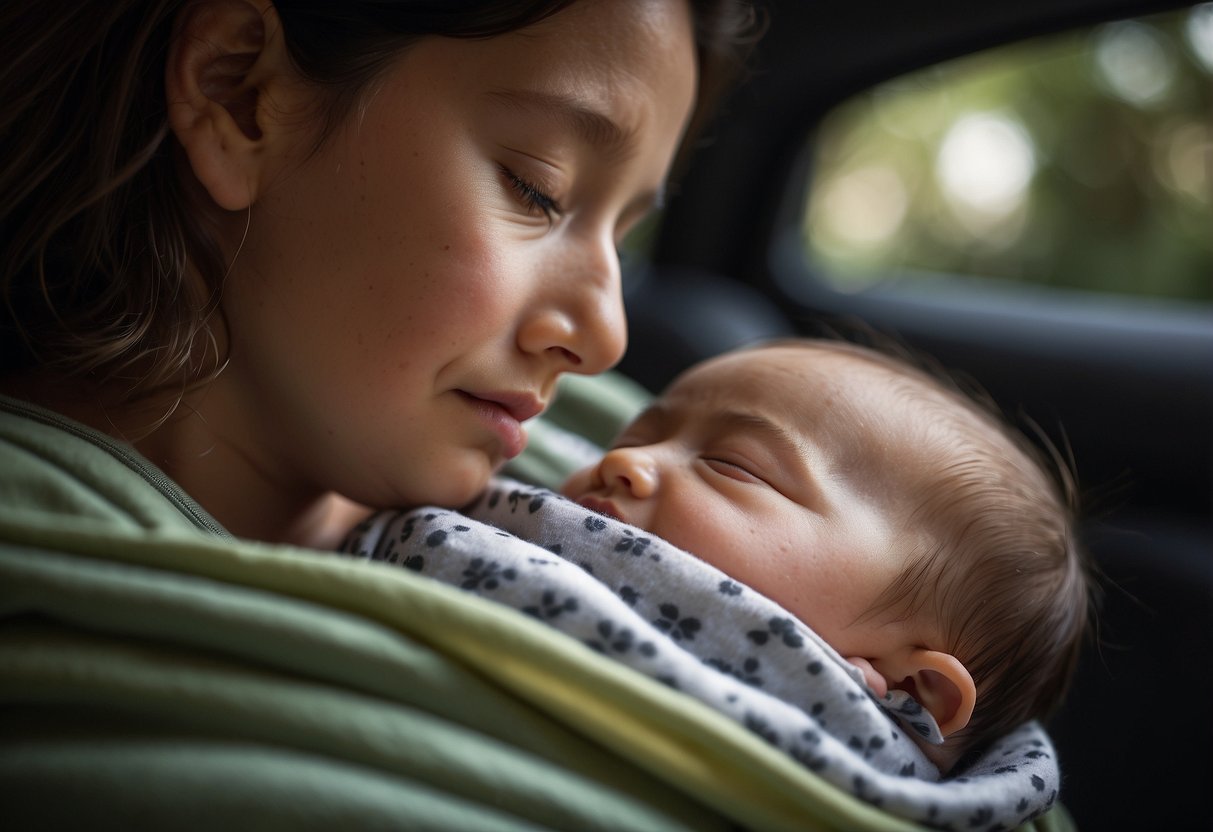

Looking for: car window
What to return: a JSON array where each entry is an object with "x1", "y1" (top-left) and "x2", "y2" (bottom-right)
[{"x1": 802, "y1": 4, "x2": 1212, "y2": 304}]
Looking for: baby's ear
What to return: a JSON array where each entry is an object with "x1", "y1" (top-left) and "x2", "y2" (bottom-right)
[
  {"x1": 861, "y1": 648, "x2": 976, "y2": 738},
  {"x1": 164, "y1": 0, "x2": 296, "y2": 211}
]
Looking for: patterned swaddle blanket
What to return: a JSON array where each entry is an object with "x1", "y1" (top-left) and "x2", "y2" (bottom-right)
[{"x1": 341, "y1": 477, "x2": 1060, "y2": 832}]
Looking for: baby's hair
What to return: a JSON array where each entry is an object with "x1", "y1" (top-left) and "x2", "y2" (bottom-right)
[
  {"x1": 1, "y1": 0, "x2": 758, "y2": 402},
  {"x1": 754, "y1": 336, "x2": 1093, "y2": 763}
]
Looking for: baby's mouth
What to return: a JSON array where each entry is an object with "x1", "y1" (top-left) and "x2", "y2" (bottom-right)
[{"x1": 577, "y1": 496, "x2": 623, "y2": 522}]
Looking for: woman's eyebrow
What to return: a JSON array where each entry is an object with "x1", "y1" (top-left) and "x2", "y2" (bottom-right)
[{"x1": 486, "y1": 87, "x2": 632, "y2": 151}]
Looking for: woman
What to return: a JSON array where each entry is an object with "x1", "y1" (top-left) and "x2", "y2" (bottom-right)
[{"x1": 0, "y1": 0, "x2": 753, "y2": 546}]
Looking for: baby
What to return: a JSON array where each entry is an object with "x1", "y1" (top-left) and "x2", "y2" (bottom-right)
[
  {"x1": 346, "y1": 338, "x2": 1089, "y2": 779},
  {"x1": 558, "y1": 339, "x2": 1090, "y2": 770}
]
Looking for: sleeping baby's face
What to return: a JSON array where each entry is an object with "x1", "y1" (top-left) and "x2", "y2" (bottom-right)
[{"x1": 562, "y1": 344, "x2": 936, "y2": 668}]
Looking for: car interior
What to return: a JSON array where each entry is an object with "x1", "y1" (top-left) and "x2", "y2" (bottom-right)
[
  {"x1": 4, "y1": 1, "x2": 1208, "y2": 829},
  {"x1": 618, "y1": 0, "x2": 1212, "y2": 828}
]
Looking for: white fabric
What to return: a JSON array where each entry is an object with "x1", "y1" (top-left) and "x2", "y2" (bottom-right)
[{"x1": 341, "y1": 478, "x2": 1060, "y2": 831}]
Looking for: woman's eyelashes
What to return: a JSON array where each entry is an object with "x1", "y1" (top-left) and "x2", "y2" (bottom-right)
[{"x1": 500, "y1": 165, "x2": 562, "y2": 222}]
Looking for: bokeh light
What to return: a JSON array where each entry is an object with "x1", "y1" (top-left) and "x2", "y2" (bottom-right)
[
  {"x1": 1094, "y1": 21, "x2": 1177, "y2": 107},
  {"x1": 1186, "y1": 3, "x2": 1213, "y2": 71},
  {"x1": 817, "y1": 165, "x2": 909, "y2": 246},
  {"x1": 935, "y1": 113, "x2": 1036, "y2": 220}
]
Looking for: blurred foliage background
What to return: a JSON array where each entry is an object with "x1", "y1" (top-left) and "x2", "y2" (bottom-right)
[{"x1": 805, "y1": 4, "x2": 1212, "y2": 303}]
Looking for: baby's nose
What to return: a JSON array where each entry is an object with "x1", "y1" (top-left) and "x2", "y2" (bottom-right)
[{"x1": 598, "y1": 446, "x2": 658, "y2": 499}]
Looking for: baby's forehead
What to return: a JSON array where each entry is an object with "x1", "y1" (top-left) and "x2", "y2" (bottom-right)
[
  {"x1": 668, "y1": 343, "x2": 909, "y2": 405},
  {"x1": 658, "y1": 343, "x2": 986, "y2": 453},
  {"x1": 654, "y1": 345, "x2": 887, "y2": 436}
]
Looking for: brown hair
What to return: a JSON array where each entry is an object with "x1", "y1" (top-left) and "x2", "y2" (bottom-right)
[
  {"x1": 775, "y1": 338, "x2": 1092, "y2": 763},
  {"x1": 1, "y1": 0, "x2": 758, "y2": 400}
]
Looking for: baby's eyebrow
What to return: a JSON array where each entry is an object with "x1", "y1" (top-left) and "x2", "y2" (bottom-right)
[
  {"x1": 632, "y1": 403, "x2": 802, "y2": 453},
  {"x1": 710, "y1": 409, "x2": 804, "y2": 455}
]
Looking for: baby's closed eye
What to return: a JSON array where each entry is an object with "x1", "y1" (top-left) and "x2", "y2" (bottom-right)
[{"x1": 702, "y1": 455, "x2": 767, "y2": 485}]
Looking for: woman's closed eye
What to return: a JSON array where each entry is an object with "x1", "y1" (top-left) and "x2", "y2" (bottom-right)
[{"x1": 499, "y1": 165, "x2": 562, "y2": 222}]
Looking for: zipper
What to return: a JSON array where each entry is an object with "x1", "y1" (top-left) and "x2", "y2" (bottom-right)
[{"x1": 0, "y1": 396, "x2": 232, "y2": 539}]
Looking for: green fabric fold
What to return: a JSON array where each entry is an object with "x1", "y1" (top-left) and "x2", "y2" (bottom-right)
[{"x1": 0, "y1": 375, "x2": 1076, "y2": 831}]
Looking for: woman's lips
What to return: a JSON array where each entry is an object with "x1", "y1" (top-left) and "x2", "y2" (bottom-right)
[
  {"x1": 458, "y1": 391, "x2": 540, "y2": 459},
  {"x1": 474, "y1": 391, "x2": 544, "y2": 424}
]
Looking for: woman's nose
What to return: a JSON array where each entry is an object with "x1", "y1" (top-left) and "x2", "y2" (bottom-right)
[
  {"x1": 518, "y1": 233, "x2": 627, "y2": 375},
  {"x1": 598, "y1": 446, "x2": 657, "y2": 499}
]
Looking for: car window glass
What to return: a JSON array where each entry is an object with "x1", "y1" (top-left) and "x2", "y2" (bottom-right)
[{"x1": 803, "y1": 4, "x2": 1212, "y2": 304}]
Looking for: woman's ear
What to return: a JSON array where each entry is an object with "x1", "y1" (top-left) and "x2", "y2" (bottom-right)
[
  {"x1": 860, "y1": 647, "x2": 976, "y2": 738},
  {"x1": 165, "y1": 0, "x2": 295, "y2": 211}
]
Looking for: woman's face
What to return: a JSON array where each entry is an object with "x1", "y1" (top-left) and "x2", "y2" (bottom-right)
[{"x1": 207, "y1": 0, "x2": 697, "y2": 510}]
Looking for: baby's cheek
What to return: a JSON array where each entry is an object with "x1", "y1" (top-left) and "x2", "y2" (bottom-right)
[
  {"x1": 652, "y1": 510, "x2": 744, "y2": 574},
  {"x1": 560, "y1": 465, "x2": 595, "y2": 499}
]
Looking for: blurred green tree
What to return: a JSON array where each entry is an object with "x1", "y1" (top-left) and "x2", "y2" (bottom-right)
[{"x1": 806, "y1": 5, "x2": 1212, "y2": 303}]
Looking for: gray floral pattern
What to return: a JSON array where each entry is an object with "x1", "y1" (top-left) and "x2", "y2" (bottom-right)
[{"x1": 341, "y1": 477, "x2": 1059, "y2": 832}]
